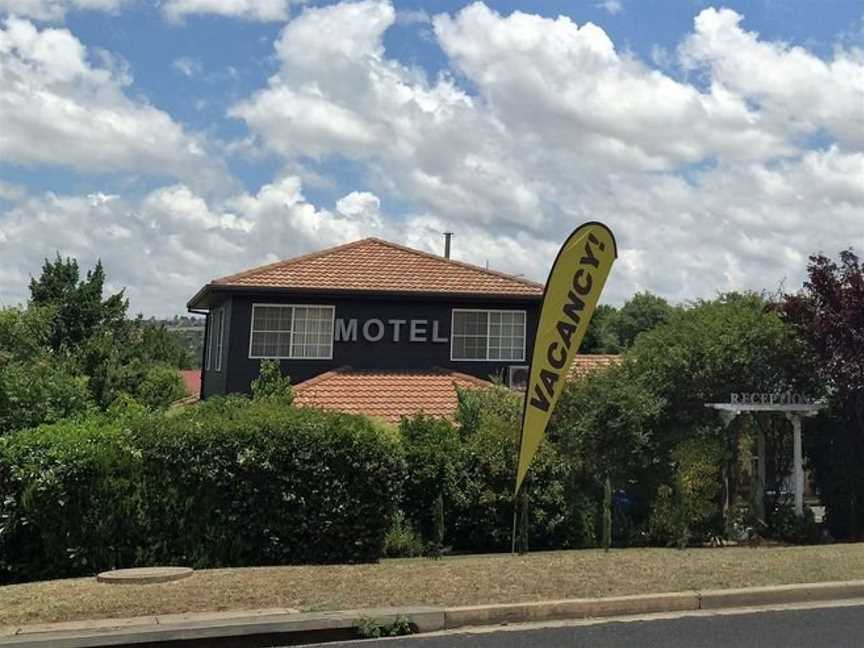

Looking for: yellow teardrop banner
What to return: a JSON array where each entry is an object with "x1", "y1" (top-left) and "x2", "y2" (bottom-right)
[{"x1": 515, "y1": 222, "x2": 618, "y2": 495}]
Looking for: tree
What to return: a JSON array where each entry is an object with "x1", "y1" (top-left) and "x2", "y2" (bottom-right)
[
  {"x1": 0, "y1": 357, "x2": 92, "y2": 433},
  {"x1": 629, "y1": 292, "x2": 816, "y2": 433},
  {"x1": 29, "y1": 255, "x2": 128, "y2": 352},
  {"x1": 554, "y1": 366, "x2": 664, "y2": 547},
  {"x1": 581, "y1": 304, "x2": 619, "y2": 353},
  {"x1": 627, "y1": 292, "x2": 818, "y2": 536},
  {"x1": 136, "y1": 321, "x2": 192, "y2": 369},
  {"x1": 580, "y1": 292, "x2": 676, "y2": 354},
  {"x1": 608, "y1": 292, "x2": 676, "y2": 350},
  {"x1": 782, "y1": 250, "x2": 864, "y2": 537},
  {"x1": 0, "y1": 306, "x2": 56, "y2": 366}
]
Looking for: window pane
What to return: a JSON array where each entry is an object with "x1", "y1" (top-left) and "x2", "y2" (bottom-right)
[
  {"x1": 454, "y1": 311, "x2": 487, "y2": 335},
  {"x1": 253, "y1": 306, "x2": 292, "y2": 332},
  {"x1": 214, "y1": 310, "x2": 224, "y2": 371},
  {"x1": 291, "y1": 306, "x2": 333, "y2": 359},
  {"x1": 251, "y1": 330, "x2": 291, "y2": 358},
  {"x1": 487, "y1": 310, "x2": 524, "y2": 361}
]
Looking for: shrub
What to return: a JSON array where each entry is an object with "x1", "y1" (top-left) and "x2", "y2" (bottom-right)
[
  {"x1": 424, "y1": 494, "x2": 446, "y2": 559},
  {"x1": 648, "y1": 484, "x2": 686, "y2": 547},
  {"x1": 0, "y1": 416, "x2": 139, "y2": 581},
  {"x1": 399, "y1": 386, "x2": 598, "y2": 554},
  {"x1": 357, "y1": 615, "x2": 413, "y2": 638},
  {"x1": 0, "y1": 356, "x2": 93, "y2": 434},
  {"x1": 648, "y1": 435, "x2": 725, "y2": 548},
  {"x1": 767, "y1": 499, "x2": 821, "y2": 545},
  {"x1": 131, "y1": 398, "x2": 404, "y2": 568},
  {"x1": 0, "y1": 398, "x2": 405, "y2": 583},
  {"x1": 382, "y1": 511, "x2": 424, "y2": 558},
  {"x1": 135, "y1": 364, "x2": 187, "y2": 408},
  {"x1": 399, "y1": 414, "x2": 461, "y2": 540},
  {"x1": 251, "y1": 359, "x2": 294, "y2": 403}
]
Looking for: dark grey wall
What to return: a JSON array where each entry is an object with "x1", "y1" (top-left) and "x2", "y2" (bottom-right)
[
  {"x1": 201, "y1": 298, "x2": 232, "y2": 399},
  {"x1": 203, "y1": 292, "x2": 540, "y2": 397}
]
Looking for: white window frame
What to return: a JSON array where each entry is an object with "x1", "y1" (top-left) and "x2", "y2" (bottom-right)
[
  {"x1": 450, "y1": 308, "x2": 527, "y2": 362},
  {"x1": 206, "y1": 307, "x2": 225, "y2": 372},
  {"x1": 248, "y1": 303, "x2": 335, "y2": 361}
]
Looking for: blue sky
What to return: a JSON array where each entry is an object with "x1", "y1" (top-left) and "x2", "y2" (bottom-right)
[{"x1": 1, "y1": 0, "x2": 862, "y2": 315}]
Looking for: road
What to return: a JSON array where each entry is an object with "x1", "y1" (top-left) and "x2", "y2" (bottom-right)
[{"x1": 300, "y1": 601, "x2": 864, "y2": 647}]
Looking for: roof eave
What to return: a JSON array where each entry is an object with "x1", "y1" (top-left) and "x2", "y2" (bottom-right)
[{"x1": 188, "y1": 283, "x2": 544, "y2": 309}]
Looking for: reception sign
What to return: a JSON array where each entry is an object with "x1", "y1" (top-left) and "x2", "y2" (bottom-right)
[{"x1": 515, "y1": 222, "x2": 617, "y2": 495}]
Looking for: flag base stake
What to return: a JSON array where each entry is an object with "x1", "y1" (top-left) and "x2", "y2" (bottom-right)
[{"x1": 511, "y1": 497, "x2": 518, "y2": 554}]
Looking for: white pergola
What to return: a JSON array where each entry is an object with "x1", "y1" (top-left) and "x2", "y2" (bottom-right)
[{"x1": 705, "y1": 401, "x2": 825, "y2": 517}]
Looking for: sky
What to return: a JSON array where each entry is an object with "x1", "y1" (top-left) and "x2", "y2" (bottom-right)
[{"x1": 0, "y1": 0, "x2": 862, "y2": 317}]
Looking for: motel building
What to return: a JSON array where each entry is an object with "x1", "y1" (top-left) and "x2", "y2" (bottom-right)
[{"x1": 187, "y1": 237, "x2": 619, "y2": 423}]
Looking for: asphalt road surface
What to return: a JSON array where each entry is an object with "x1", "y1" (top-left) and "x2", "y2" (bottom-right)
[{"x1": 299, "y1": 602, "x2": 864, "y2": 648}]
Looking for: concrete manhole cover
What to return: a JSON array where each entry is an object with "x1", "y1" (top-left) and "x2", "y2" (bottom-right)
[{"x1": 96, "y1": 567, "x2": 193, "y2": 585}]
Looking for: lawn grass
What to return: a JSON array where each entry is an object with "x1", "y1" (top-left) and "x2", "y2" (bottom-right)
[{"x1": 2, "y1": 544, "x2": 863, "y2": 628}]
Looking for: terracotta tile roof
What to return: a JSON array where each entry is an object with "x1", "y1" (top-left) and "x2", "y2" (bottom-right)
[
  {"x1": 293, "y1": 367, "x2": 491, "y2": 424},
  {"x1": 567, "y1": 354, "x2": 623, "y2": 380},
  {"x1": 194, "y1": 238, "x2": 543, "y2": 304}
]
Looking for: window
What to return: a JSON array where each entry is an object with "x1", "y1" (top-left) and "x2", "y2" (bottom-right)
[
  {"x1": 451, "y1": 309, "x2": 526, "y2": 361},
  {"x1": 249, "y1": 304, "x2": 334, "y2": 360},
  {"x1": 207, "y1": 307, "x2": 224, "y2": 372}
]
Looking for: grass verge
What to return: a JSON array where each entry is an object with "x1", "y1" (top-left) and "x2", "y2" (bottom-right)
[{"x1": 2, "y1": 544, "x2": 863, "y2": 628}]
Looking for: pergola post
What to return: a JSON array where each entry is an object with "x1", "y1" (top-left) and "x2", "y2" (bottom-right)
[
  {"x1": 756, "y1": 428, "x2": 766, "y2": 522},
  {"x1": 787, "y1": 412, "x2": 804, "y2": 517}
]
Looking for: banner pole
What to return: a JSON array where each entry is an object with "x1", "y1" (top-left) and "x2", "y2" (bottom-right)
[{"x1": 510, "y1": 495, "x2": 518, "y2": 554}]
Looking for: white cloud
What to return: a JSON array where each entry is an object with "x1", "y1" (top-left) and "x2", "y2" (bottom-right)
[
  {"x1": 228, "y1": 1, "x2": 864, "y2": 308},
  {"x1": 4, "y1": 2, "x2": 862, "y2": 317},
  {"x1": 0, "y1": 0, "x2": 123, "y2": 22},
  {"x1": 0, "y1": 18, "x2": 227, "y2": 190},
  {"x1": 596, "y1": 0, "x2": 622, "y2": 16},
  {"x1": 335, "y1": 191, "x2": 381, "y2": 223},
  {"x1": 172, "y1": 56, "x2": 202, "y2": 77},
  {"x1": 162, "y1": 0, "x2": 290, "y2": 22},
  {"x1": 679, "y1": 7, "x2": 864, "y2": 149},
  {"x1": 395, "y1": 8, "x2": 430, "y2": 26},
  {"x1": 0, "y1": 176, "x2": 393, "y2": 315}
]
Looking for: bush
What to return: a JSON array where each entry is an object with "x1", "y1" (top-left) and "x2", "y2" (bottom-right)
[
  {"x1": 251, "y1": 359, "x2": 294, "y2": 403},
  {"x1": 135, "y1": 364, "x2": 187, "y2": 408},
  {"x1": 767, "y1": 499, "x2": 821, "y2": 545},
  {"x1": 0, "y1": 397, "x2": 405, "y2": 583},
  {"x1": 399, "y1": 414, "x2": 461, "y2": 540},
  {"x1": 382, "y1": 511, "x2": 424, "y2": 558},
  {"x1": 0, "y1": 356, "x2": 93, "y2": 434},
  {"x1": 648, "y1": 435, "x2": 725, "y2": 548},
  {"x1": 399, "y1": 386, "x2": 598, "y2": 554},
  {"x1": 0, "y1": 416, "x2": 139, "y2": 581}
]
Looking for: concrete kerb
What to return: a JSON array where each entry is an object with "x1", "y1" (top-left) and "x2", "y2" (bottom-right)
[
  {"x1": 3, "y1": 581, "x2": 864, "y2": 647},
  {"x1": 443, "y1": 591, "x2": 701, "y2": 629},
  {"x1": 0, "y1": 608, "x2": 444, "y2": 648},
  {"x1": 699, "y1": 580, "x2": 864, "y2": 609}
]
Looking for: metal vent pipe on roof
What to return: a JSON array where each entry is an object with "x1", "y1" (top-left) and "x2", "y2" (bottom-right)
[{"x1": 443, "y1": 232, "x2": 454, "y2": 258}]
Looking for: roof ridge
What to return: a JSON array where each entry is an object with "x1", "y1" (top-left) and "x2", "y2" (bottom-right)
[
  {"x1": 214, "y1": 237, "x2": 543, "y2": 290},
  {"x1": 212, "y1": 239, "x2": 375, "y2": 285},
  {"x1": 433, "y1": 366, "x2": 494, "y2": 386},
  {"x1": 574, "y1": 353, "x2": 622, "y2": 358},
  {"x1": 293, "y1": 365, "x2": 352, "y2": 392},
  {"x1": 363, "y1": 237, "x2": 544, "y2": 290}
]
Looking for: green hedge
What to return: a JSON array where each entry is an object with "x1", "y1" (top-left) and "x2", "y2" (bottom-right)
[{"x1": 0, "y1": 397, "x2": 404, "y2": 583}]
